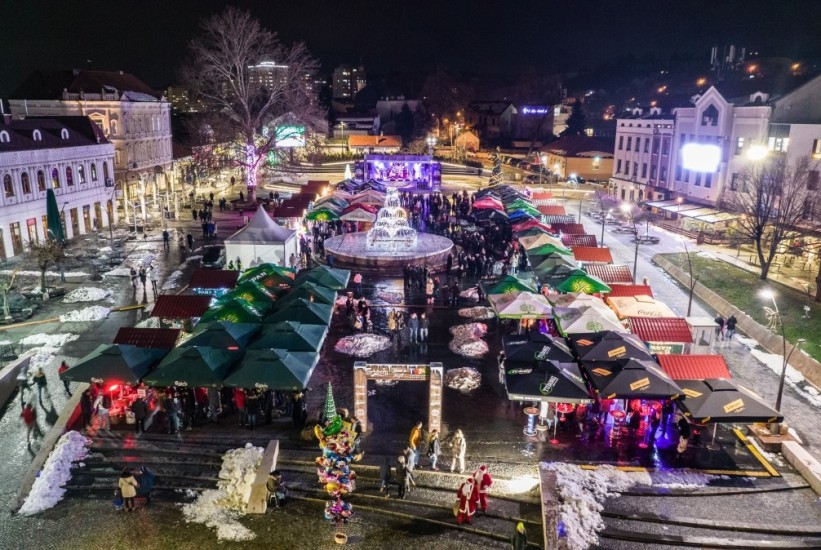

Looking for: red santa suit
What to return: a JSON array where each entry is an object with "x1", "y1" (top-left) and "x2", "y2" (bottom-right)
[
  {"x1": 472, "y1": 465, "x2": 493, "y2": 511},
  {"x1": 456, "y1": 478, "x2": 479, "y2": 525}
]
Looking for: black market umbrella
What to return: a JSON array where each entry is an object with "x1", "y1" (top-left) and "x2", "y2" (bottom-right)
[
  {"x1": 569, "y1": 331, "x2": 654, "y2": 362},
  {"x1": 502, "y1": 334, "x2": 575, "y2": 363},
  {"x1": 473, "y1": 209, "x2": 509, "y2": 223},
  {"x1": 582, "y1": 358, "x2": 682, "y2": 399},
  {"x1": 474, "y1": 189, "x2": 501, "y2": 199},
  {"x1": 248, "y1": 321, "x2": 328, "y2": 352},
  {"x1": 182, "y1": 321, "x2": 261, "y2": 351},
  {"x1": 534, "y1": 263, "x2": 583, "y2": 283},
  {"x1": 293, "y1": 266, "x2": 350, "y2": 290},
  {"x1": 677, "y1": 379, "x2": 783, "y2": 424},
  {"x1": 46, "y1": 188, "x2": 65, "y2": 242},
  {"x1": 223, "y1": 348, "x2": 318, "y2": 390},
  {"x1": 505, "y1": 360, "x2": 592, "y2": 403},
  {"x1": 264, "y1": 298, "x2": 333, "y2": 326},
  {"x1": 61, "y1": 344, "x2": 167, "y2": 384},
  {"x1": 275, "y1": 281, "x2": 338, "y2": 307},
  {"x1": 143, "y1": 346, "x2": 241, "y2": 388}
]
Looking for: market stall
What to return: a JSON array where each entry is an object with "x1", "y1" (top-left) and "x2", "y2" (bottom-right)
[{"x1": 248, "y1": 321, "x2": 329, "y2": 352}]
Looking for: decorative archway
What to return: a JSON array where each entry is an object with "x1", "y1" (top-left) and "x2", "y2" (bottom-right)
[{"x1": 353, "y1": 361, "x2": 443, "y2": 433}]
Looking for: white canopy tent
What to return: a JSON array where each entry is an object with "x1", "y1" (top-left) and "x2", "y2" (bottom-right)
[{"x1": 225, "y1": 205, "x2": 298, "y2": 268}]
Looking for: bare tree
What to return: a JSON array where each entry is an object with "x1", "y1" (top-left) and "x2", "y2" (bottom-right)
[
  {"x1": 180, "y1": 7, "x2": 321, "y2": 202},
  {"x1": 27, "y1": 240, "x2": 65, "y2": 294},
  {"x1": 725, "y1": 156, "x2": 814, "y2": 280}
]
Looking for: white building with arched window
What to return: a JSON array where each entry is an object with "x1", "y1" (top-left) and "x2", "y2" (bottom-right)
[{"x1": 0, "y1": 116, "x2": 114, "y2": 259}]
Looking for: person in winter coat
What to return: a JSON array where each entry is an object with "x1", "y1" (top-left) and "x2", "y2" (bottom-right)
[
  {"x1": 119, "y1": 469, "x2": 139, "y2": 511},
  {"x1": 395, "y1": 456, "x2": 414, "y2": 499},
  {"x1": 511, "y1": 522, "x2": 528, "y2": 550},
  {"x1": 419, "y1": 313, "x2": 430, "y2": 342},
  {"x1": 164, "y1": 394, "x2": 179, "y2": 434},
  {"x1": 676, "y1": 412, "x2": 691, "y2": 460},
  {"x1": 137, "y1": 466, "x2": 155, "y2": 505},
  {"x1": 387, "y1": 309, "x2": 398, "y2": 337},
  {"x1": 450, "y1": 429, "x2": 467, "y2": 473},
  {"x1": 425, "y1": 277, "x2": 434, "y2": 304},
  {"x1": 95, "y1": 391, "x2": 112, "y2": 430},
  {"x1": 427, "y1": 429, "x2": 441, "y2": 470},
  {"x1": 80, "y1": 389, "x2": 93, "y2": 430},
  {"x1": 456, "y1": 477, "x2": 479, "y2": 525},
  {"x1": 726, "y1": 315, "x2": 738, "y2": 339},
  {"x1": 58, "y1": 360, "x2": 71, "y2": 396},
  {"x1": 379, "y1": 456, "x2": 392, "y2": 494},
  {"x1": 714, "y1": 314, "x2": 725, "y2": 340},
  {"x1": 21, "y1": 403, "x2": 40, "y2": 443},
  {"x1": 409, "y1": 421, "x2": 424, "y2": 467},
  {"x1": 132, "y1": 396, "x2": 149, "y2": 434},
  {"x1": 32, "y1": 366, "x2": 48, "y2": 401},
  {"x1": 408, "y1": 313, "x2": 420, "y2": 344},
  {"x1": 472, "y1": 465, "x2": 494, "y2": 512},
  {"x1": 234, "y1": 388, "x2": 247, "y2": 427}
]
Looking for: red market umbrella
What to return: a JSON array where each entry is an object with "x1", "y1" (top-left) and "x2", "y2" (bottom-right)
[
  {"x1": 513, "y1": 219, "x2": 553, "y2": 233},
  {"x1": 473, "y1": 197, "x2": 504, "y2": 210}
]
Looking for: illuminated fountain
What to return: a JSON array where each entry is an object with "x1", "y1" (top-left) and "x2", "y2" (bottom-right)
[{"x1": 323, "y1": 187, "x2": 453, "y2": 274}]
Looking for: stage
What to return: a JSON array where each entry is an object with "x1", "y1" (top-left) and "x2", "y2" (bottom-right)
[{"x1": 355, "y1": 154, "x2": 442, "y2": 191}]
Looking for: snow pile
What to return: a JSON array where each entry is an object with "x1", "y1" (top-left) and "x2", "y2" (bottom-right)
[
  {"x1": 0, "y1": 270, "x2": 87, "y2": 278},
  {"x1": 20, "y1": 333, "x2": 79, "y2": 348},
  {"x1": 449, "y1": 322, "x2": 489, "y2": 358},
  {"x1": 737, "y1": 335, "x2": 821, "y2": 408},
  {"x1": 450, "y1": 323, "x2": 487, "y2": 339},
  {"x1": 373, "y1": 290, "x2": 404, "y2": 304},
  {"x1": 696, "y1": 251, "x2": 718, "y2": 260},
  {"x1": 444, "y1": 367, "x2": 482, "y2": 392},
  {"x1": 135, "y1": 316, "x2": 161, "y2": 329},
  {"x1": 19, "y1": 431, "x2": 90, "y2": 515},
  {"x1": 104, "y1": 267, "x2": 132, "y2": 277},
  {"x1": 162, "y1": 270, "x2": 184, "y2": 291},
  {"x1": 59, "y1": 305, "x2": 110, "y2": 323},
  {"x1": 181, "y1": 443, "x2": 264, "y2": 541},
  {"x1": 63, "y1": 287, "x2": 110, "y2": 303},
  {"x1": 458, "y1": 307, "x2": 495, "y2": 320},
  {"x1": 649, "y1": 470, "x2": 726, "y2": 489},
  {"x1": 335, "y1": 334, "x2": 392, "y2": 357}
]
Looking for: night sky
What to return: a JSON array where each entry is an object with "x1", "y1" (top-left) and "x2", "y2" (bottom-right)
[{"x1": 1, "y1": 0, "x2": 820, "y2": 96}]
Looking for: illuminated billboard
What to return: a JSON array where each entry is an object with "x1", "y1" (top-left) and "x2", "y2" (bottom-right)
[
  {"x1": 275, "y1": 125, "x2": 306, "y2": 148},
  {"x1": 681, "y1": 143, "x2": 720, "y2": 172}
]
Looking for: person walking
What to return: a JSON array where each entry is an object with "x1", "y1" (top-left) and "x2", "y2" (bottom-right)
[
  {"x1": 234, "y1": 388, "x2": 247, "y2": 427},
  {"x1": 675, "y1": 412, "x2": 691, "y2": 461},
  {"x1": 58, "y1": 360, "x2": 71, "y2": 396},
  {"x1": 408, "y1": 313, "x2": 420, "y2": 344},
  {"x1": 165, "y1": 393, "x2": 180, "y2": 434},
  {"x1": 472, "y1": 465, "x2": 494, "y2": 512},
  {"x1": 427, "y1": 429, "x2": 441, "y2": 470},
  {"x1": 353, "y1": 272, "x2": 363, "y2": 296},
  {"x1": 409, "y1": 421, "x2": 424, "y2": 468},
  {"x1": 162, "y1": 229, "x2": 170, "y2": 250},
  {"x1": 138, "y1": 266, "x2": 148, "y2": 291},
  {"x1": 148, "y1": 265, "x2": 158, "y2": 295},
  {"x1": 511, "y1": 522, "x2": 528, "y2": 550},
  {"x1": 94, "y1": 391, "x2": 112, "y2": 430},
  {"x1": 130, "y1": 267, "x2": 138, "y2": 290},
  {"x1": 80, "y1": 388, "x2": 93, "y2": 430},
  {"x1": 132, "y1": 396, "x2": 149, "y2": 434},
  {"x1": 425, "y1": 277, "x2": 434, "y2": 304},
  {"x1": 714, "y1": 314, "x2": 725, "y2": 341},
  {"x1": 186, "y1": 233, "x2": 194, "y2": 251},
  {"x1": 379, "y1": 456, "x2": 392, "y2": 494},
  {"x1": 419, "y1": 313, "x2": 429, "y2": 343},
  {"x1": 395, "y1": 456, "x2": 414, "y2": 500},
  {"x1": 456, "y1": 477, "x2": 479, "y2": 525},
  {"x1": 450, "y1": 429, "x2": 467, "y2": 473},
  {"x1": 16, "y1": 362, "x2": 29, "y2": 405},
  {"x1": 726, "y1": 314, "x2": 738, "y2": 340},
  {"x1": 137, "y1": 466, "x2": 155, "y2": 506},
  {"x1": 21, "y1": 403, "x2": 41, "y2": 444},
  {"x1": 32, "y1": 366, "x2": 48, "y2": 402},
  {"x1": 246, "y1": 391, "x2": 259, "y2": 429},
  {"x1": 119, "y1": 469, "x2": 139, "y2": 512}
]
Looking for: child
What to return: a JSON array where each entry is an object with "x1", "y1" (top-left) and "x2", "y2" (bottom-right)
[{"x1": 112, "y1": 488, "x2": 125, "y2": 511}]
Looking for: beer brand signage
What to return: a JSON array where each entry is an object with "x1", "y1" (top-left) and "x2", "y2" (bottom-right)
[
  {"x1": 539, "y1": 376, "x2": 559, "y2": 396},
  {"x1": 629, "y1": 377, "x2": 651, "y2": 391},
  {"x1": 681, "y1": 388, "x2": 702, "y2": 398},
  {"x1": 591, "y1": 367, "x2": 612, "y2": 377},
  {"x1": 723, "y1": 398, "x2": 745, "y2": 414},
  {"x1": 362, "y1": 363, "x2": 429, "y2": 380},
  {"x1": 607, "y1": 346, "x2": 627, "y2": 359}
]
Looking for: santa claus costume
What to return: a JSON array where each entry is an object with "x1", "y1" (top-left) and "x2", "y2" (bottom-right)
[
  {"x1": 472, "y1": 465, "x2": 493, "y2": 512},
  {"x1": 456, "y1": 477, "x2": 479, "y2": 525}
]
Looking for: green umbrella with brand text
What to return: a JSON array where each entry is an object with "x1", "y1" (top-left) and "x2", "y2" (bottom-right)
[{"x1": 46, "y1": 188, "x2": 65, "y2": 242}]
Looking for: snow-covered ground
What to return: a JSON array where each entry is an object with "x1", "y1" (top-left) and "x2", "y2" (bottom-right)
[
  {"x1": 0, "y1": 270, "x2": 88, "y2": 278},
  {"x1": 335, "y1": 334, "x2": 392, "y2": 357},
  {"x1": 180, "y1": 443, "x2": 264, "y2": 541},
  {"x1": 457, "y1": 306, "x2": 495, "y2": 320},
  {"x1": 19, "y1": 431, "x2": 90, "y2": 515},
  {"x1": 20, "y1": 333, "x2": 80, "y2": 348},
  {"x1": 449, "y1": 322, "x2": 489, "y2": 358},
  {"x1": 62, "y1": 287, "x2": 110, "y2": 304},
  {"x1": 444, "y1": 367, "x2": 482, "y2": 392},
  {"x1": 59, "y1": 305, "x2": 111, "y2": 323},
  {"x1": 737, "y1": 335, "x2": 821, "y2": 408}
]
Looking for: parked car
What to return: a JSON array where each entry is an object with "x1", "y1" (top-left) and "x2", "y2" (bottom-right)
[
  {"x1": 614, "y1": 224, "x2": 638, "y2": 234},
  {"x1": 524, "y1": 175, "x2": 541, "y2": 183},
  {"x1": 201, "y1": 246, "x2": 226, "y2": 269},
  {"x1": 633, "y1": 234, "x2": 660, "y2": 244},
  {"x1": 605, "y1": 215, "x2": 622, "y2": 225}
]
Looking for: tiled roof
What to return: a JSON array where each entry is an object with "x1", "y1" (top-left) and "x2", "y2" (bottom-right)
[
  {"x1": 113, "y1": 328, "x2": 181, "y2": 349},
  {"x1": 571, "y1": 246, "x2": 613, "y2": 264},
  {"x1": 188, "y1": 270, "x2": 239, "y2": 289},
  {"x1": 537, "y1": 205, "x2": 566, "y2": 216},
  {"x1": 0, "y1": 117, "x2": 109, "y2": 152},
  {"x1": 541, "y1": 135, "x2": 615, "y2": 157},
  {"x1": 542, "y1": 215, "x2": 576, "y2": 225},
  {"x1": 629, "y1": 317, "x2": 693, "y2": 343},
  {"x1": 605, "y1": 284, "x2": 654, "y2": 298},
  {"x1": 150, "y1": 295, "x2": 212, "y2": 319},
  {"x1": 657, "y1": 354, "x2": 731, "y2": 380},
  {"x1": 11, "y1": 70, "x2": 162, "y2": 100},
  {"x1": 551, "y1": 223, "x2": 586, "y2": 235},
  {"x1": 348, "y1": 135, "x2": 402, "y2": 148},
  {"x1": 561, "y1": 234, "x2": 598, "y2": 247},
  {"x1": 584, "y1": 264, "x2": 633, "y2": 284}
]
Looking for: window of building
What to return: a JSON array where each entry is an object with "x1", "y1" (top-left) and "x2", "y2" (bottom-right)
[
  {"x1": 111, "y1": 120, "x2": 118, "y2": 136},
  {"x1": 808, "y1": 170, "x2": 819, "y2": 191},
  {"x1": 705, "y1": 173, "x2": 712, "y2": 188},
  {"x1": 616, "y1": 159, "x2": 622, "y2": 173},
  {"x1": 625, "y1": 161, "x2": 631, "y2": 175},
  {"x1": 33, "y1": 130, "x2": 42, "y2": 141},
  {"x1": 643, "y1": 138, "x2": 649, "y2": 153},
  {"x1": 635, "y1": 137, "x2": 641, "y2": 152},
  {"x1": 803, "y1": 202, "x2": 814, "y2": 220},
  {"x1": 701, "y1": 104, "x2": 719, "y2": 126},
  {"x1": 21, "y1": 172, "x2": 31, "y2": 194},
  {"x1": 684, "y1": 169, "x2": 690, "y2": 183},
  {"x1": 660, "y1": 167, "x2": 667, "y2": 181},
  {"x1": 37, "y1": 170, "x2": 46, "y2": 192},
  {"x1": 641, "y1": 163, "x2": 648, "y2": 178},
  {"x1": 115, "y1": 150, "x2": 121, "y2": 165},
  {"x1": 103, "y1": 162, "x2": 110, "y2": 181},
  {"x1": 65, "y1": 166, "x2": 74, "y2": 186},
  {"x1": 51, "y1": 167, "x2": 60, "y2": 189},
  {"x1": 768, "y1": 137, "x2": 789, "y2": 152},
  {"x1": 77, "y1": 165, "x2": 86, "y2": 184},
  {"x1": 735, "y1": 137, "x2": 745, "y2": 155},
  {"x1": 626, "y1": 137, "x2": 632, "y2": 151},
  {"x1": 679, "y1": 134, "x2": 686, "y2": 145},
  {"x1": 61, "y1": 128, "x2": 69, "y2": 140},
  {"x1": 662, "y1": 138, "x2": 670, "y2": 155},
  {"x1": 90, "y1": 163, "x2": 98, "y2": 181},
  {"x1": 676, "y1": 165, "x2": 682, "y2": 181},
  {"x1": 632, "y1": 162, "x2": 638, "y2": 177},
  {"x1": 651, "y1": 165, "x2": 657, "y2": 179},
  {"x1": 3, "y1": 174, "x2": 14, "y2": 197},
  {"x1": 653, "y1": 137, "x2": 660, "y2": 154},
  {"x1": 730, "y1": 173, "x2": 739, "y2": 191},
  {"x1": 695, "y1": 173, "x2": 702, "y2": 186},
  {"x1": 618, "y1": 136, "x2": 624, "y2": 150},
  {"x1": 0, "y1": 131, "x2": 9, "y2": 143}
]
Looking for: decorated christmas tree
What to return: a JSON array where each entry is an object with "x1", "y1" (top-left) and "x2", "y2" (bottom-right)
[
  {"x1": 490, "y1": 147, "x2": 504, "y2": 186},
  {"x1": 321, "y1": 382, "x2": 339, "y2": 425}
]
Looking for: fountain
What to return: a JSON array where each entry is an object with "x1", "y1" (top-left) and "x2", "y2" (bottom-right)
[{"x1": 322, "y1": 187, "x2": 453, "y2": 275}]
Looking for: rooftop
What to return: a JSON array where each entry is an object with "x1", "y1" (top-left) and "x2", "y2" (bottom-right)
[
  {"x1": 113, "y1": 328, "x2": 181, "y2": 349},
  {"x1": 541, "y1": 135, "x2": 615, "y2": 157},
  {"x1": 584, "y1": 264, "x2": 633, "y2": 284},
  {"x1": 150, "y1": 295, "x2": 212, "y2": 319},
  {"x1": 571, "y1": 246, "x2": 613, "y2": 264},
  {"x1": 657, "y1": 354, "x2": 732, "y2": 380},
  {"x1": 605, "y1": 284, "x2": 654, "y2": 298},
  {"x1": 561, "y1": 234, "x2": 598, "y2": 248},
  {"x1": 11, "y1": 69, "x2": 162, "y2": 101},
  {"x1": 0, "y1": 116, "x2": 109, "y2": 152},
  {"x1": 629, "y1": 317, "x2": 693, "y2": 343}
]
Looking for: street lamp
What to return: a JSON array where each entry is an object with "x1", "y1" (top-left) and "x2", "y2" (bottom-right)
[
  {"x1": 426, "y1": 135, "x2": 437, "y2": 156},
  {"x1": 760, "y1": 289, "x2": 804, "y2": 412},
  {"x1": 676, "y1": 196, "x2": 683, "y2": 213},
  {"x1": 680, "y1": 240, "x2": 708, "y2": 316},
  {"x1": 621, "y1": 203, "x2": 640, "y2": 281},
  {"x1": 747, "y1": 145, "x2": 768, "y2": 161},
  {"x1": 600, "y1": 208, "x2": 611, "y2": 247}
]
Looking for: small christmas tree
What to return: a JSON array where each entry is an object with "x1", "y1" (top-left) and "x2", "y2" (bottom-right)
[
  {"x1": 490, "y1": 147, "x2": 504, "y2": 186},
  {"x1": 321, "y1": 383, "x2": 338, "y2": 425}
]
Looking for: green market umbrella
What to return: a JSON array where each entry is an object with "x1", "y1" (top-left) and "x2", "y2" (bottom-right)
[
  {"x1": 505, "y1": 198, "x2": 534, "y2": 212},
  {"x1": 554, "y1": 272, "x2": 611, "y2": 294},
  {"x1": 488, "y1": 291, "x2": 554, "y2": 319},
  {"x1": 239, "y1": 263, "x2": 297, "y2": 285},
  {"x1": 275, "y1": 281, "x2": 338, "y2": 307},
  {"x1": 293, "y1": 265, "x2": 350, "y2": 290},
  {"x1": 182, "y1": 321, "x2": 261, "y2": 350},
  {"x1": 516, "y1": 227, "x2": 553, "y2": 240},
  {"x1": 223, "y1": 348, "x2": 319, "y2": 390},
  {"x1": 527, "y1": 243, "x2": 572, "y2": 257},
  {"x1": 677, "y1": 379, "x2": 782, "y2": 424},
  {"x1": 219, "y1": 281, "x2": 277, "y2": 313},
  {"x1": 249, "y1": 321, "x2": 329, "y2": 352},
  {"x1": 532, "y1": 256, "x2": 580, "y2": 278},
  {"x1": 46, "y1": 188, "x2": 65, "y2": 242},
  {"x1": 305, "y1": 208, "x2": 340, "y2": 222},
  {"x1": 265, "y1": 298, "x2": 334, "y2": 326},
  {"x1": 144, "y1": 346, "x2": 240, "y2": 387},
  {"x1": 482, "y1": 274, "x2": 537, "y2": 296},
  {"x1": 200, "y1": 297, "x2": 266, "y2": 324},
  {"x1": 60, "y1": 344, "x2": 166, "y2": 384}
]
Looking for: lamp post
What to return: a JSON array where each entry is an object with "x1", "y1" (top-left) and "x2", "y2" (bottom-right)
[
  {"x1": 622, "y1": 203, "x2": 639, "y2": 281},
  {"x1": 600, "y1": 208, "x2": 610, "y2": 247},
  {"x1": 760, "y1": 289, "x2": 804, "y2": 412},
  {"x1": 426, "y1": 135, "x2": 437, "y2": 156}
]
